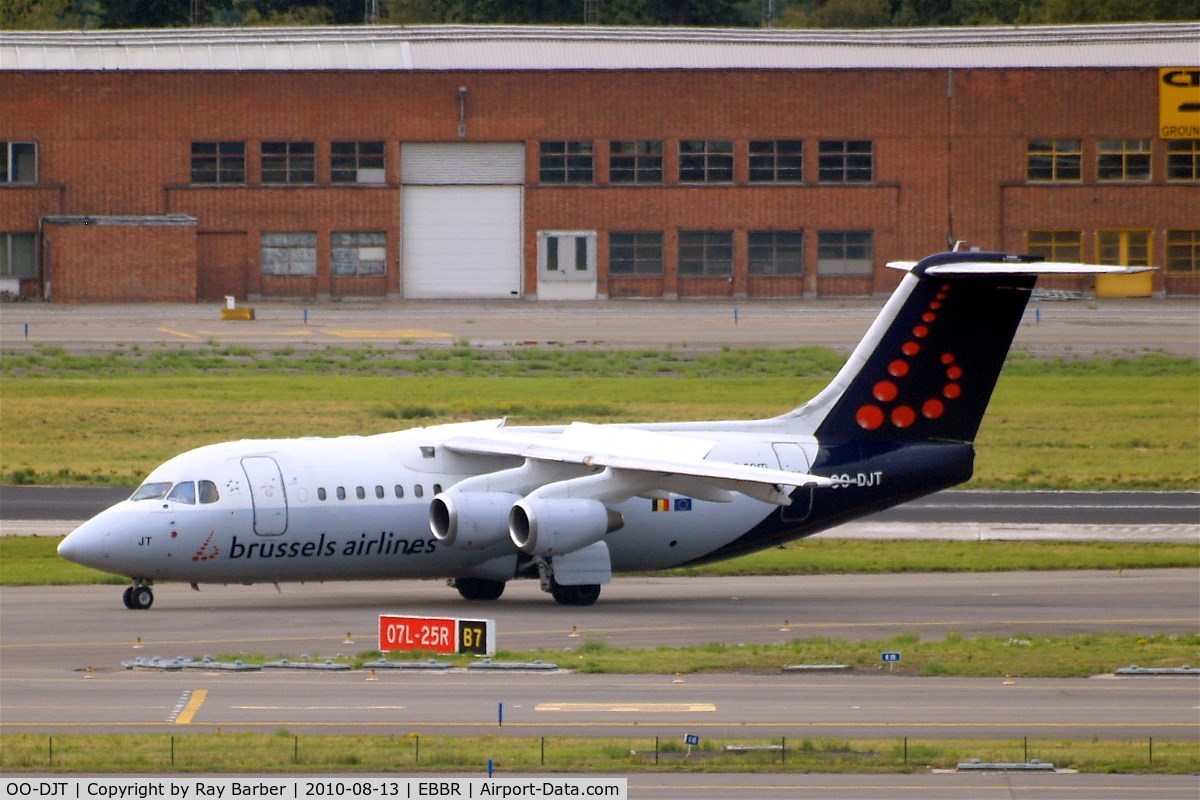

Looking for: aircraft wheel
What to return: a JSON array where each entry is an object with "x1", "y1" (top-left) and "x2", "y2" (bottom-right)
[
  {"x1": 129, "y1": 585, "x2": 154, "y2": 610},
  {"x1": 122, "y1": 586, "x2": 135, "y2": 609},
  {"x1": 549, "y1": 581, "x2": 601, "y2": 607},
  {"x1": 455, "y1": 578, "x2": 506, "y2": 601}
]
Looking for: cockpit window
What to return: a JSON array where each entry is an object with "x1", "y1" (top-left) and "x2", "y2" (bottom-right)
[
  {"x1": 166, "y1": 481, "x2": 196, "y2": 505},
  {"x1": 199, "y1": 480, "x2": 220, "y2": 504},
  {"x1": 130, "y1": 481, "x2": 172, "y2": 502}
]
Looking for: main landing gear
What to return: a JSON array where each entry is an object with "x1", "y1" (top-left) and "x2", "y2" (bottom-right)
[
  {"x1": 453, "y1": 577, "x2": 507, "y2": 601},
  {"x1": 549, "y1": 579, "x2": 601, "y2": 607},
  {"x1": 122, "y1": 582, "x2": 154, "y2": 610}
]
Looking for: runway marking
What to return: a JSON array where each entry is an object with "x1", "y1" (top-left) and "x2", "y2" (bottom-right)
[
  {"x1": 232, "y1": 705, "x2": 406, "y2": 710},
  {"x1": 322, "y1": 328, "x2": 453, "y2": 340},
  {"x1": 173, "y1": 689, "x2": 207, "y2": 725},
  {"x1": 536, "y1": 703, "x2": 716, "y2": 713},
  {"x1": 159, "y1": 328, "x2": 199, "y2": 340}
]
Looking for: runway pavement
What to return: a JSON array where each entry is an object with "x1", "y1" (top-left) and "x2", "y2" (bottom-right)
[
  {"x1": 1, "y1": 571, "x2": 1196, "y2": 740},
  {"x1": 2, "y1": 296, "x2": 1198, "y2": 357}
]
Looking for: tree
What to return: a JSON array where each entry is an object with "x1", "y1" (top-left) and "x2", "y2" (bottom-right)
[
  {"x1": 2, "y1": 0, "x2": 104, "y2": 29},
  {"x1": 778, "y1": 0, "x2": 893, "y2": 27},
  {"x1": 102, "y1": 0, "x2": 189, "y2": 27}
]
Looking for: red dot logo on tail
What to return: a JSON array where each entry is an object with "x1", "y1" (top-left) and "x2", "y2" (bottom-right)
[{"x1": 855, "y1": 283, "x2": 968, "y2": 430}]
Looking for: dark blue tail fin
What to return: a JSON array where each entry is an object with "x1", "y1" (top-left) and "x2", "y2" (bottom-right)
[{"x1": 811, "y1": 251, "x2": 1040, "y2": 444}]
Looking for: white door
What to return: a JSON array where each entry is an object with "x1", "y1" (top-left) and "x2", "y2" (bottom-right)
[
  {"x1": 537, "y1": 230, "x2": 597, "y2": 301},
  {"x1": 402, "y1": 185, "x2": 522, "y2": 298},
  {"x1": 401, "y1": 143, "x2": 524, "y2": 299}
]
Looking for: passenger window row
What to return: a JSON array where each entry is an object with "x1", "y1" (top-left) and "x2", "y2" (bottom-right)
[{"x1": 316, "y1": 483, "x2": 442, "y2": 502}]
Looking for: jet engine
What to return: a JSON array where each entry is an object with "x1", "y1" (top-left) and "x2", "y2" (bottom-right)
[
  {"x1": 430, "y1": 492, "x2": 521, "y2": 550},
  {"x1": 509, "y1": 497, "x2": 624, "y2": 557}
]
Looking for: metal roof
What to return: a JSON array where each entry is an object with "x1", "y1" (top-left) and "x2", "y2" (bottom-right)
[{"x1": 2, "y1": 23, "x2": 1197, "y2": 72}]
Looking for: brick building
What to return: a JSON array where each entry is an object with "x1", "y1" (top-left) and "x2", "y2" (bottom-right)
[{"x1": 1, "y1": 23, "x2": 1198, "y2": 302}]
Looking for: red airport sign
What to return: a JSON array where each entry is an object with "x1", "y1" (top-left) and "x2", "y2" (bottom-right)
[{"x1": 378, "y1": 614, "x2": 495, "y2": 656}]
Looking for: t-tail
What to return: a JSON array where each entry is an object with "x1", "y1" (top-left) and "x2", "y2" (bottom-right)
[
  {"x1": 687, "y1": 249, "x2": 1156, "y2": 565},
  {"x1": 792, "y1": 250, "x2": 1151, "y2": 445}
]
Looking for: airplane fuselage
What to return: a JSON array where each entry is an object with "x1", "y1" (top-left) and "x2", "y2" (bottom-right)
[{"x1": 63, "y1": 422, "x2": 831, "y2": 585}]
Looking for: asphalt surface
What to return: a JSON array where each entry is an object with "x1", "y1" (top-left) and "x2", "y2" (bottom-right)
[
  {"x1": 3, "y1": 296, "x2": 1198, "y2": 357},
  {"x1": 1, "y1": 570, "x2": 1196, "y2": 739}
]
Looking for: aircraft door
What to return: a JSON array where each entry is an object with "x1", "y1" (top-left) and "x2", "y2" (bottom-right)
[
  {"x1": 773, "y1": 442, "x2": 814, "y2": 524},
  {"x1": 772, "y1": 442, "x2": 811, "y2": 473},
  {"x1": 241, "y1": 456, "x2": 288, "y2": 535}
]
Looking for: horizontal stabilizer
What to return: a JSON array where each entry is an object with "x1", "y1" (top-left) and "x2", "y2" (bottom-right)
[{"x1": 887, "y1": 259, "x2": 1155, "y2": 275}]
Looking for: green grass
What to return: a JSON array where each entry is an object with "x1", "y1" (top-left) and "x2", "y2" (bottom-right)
[
  {"x1": 3, "y1": 536, "x2": 1195, "y2": 586},
  {"x1": 2, "y1": 732, "x2": 1196, "y2": 774},
  {"x1": 528, "y1": 632, "x2": 1200, "y2": 678},
  {"x1": 190, "y1": 632, "x2": 1198, "y2": 680},
  {"x1": 2, "y1": 349, "x2": 1197, "y2": 489}
]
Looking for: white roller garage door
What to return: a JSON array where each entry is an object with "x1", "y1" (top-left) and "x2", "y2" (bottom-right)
[{"x1": 401, "y1": 143, "x2": 524, "y2": 299}]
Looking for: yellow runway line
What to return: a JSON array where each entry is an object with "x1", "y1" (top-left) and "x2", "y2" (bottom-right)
[{"x1": 175, "y1": 689, "x2": 208, "y2": 725}]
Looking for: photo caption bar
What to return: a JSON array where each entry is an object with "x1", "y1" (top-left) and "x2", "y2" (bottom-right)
[{"x1": 2, "y1": 779, "x2": 627, "y2": 800}]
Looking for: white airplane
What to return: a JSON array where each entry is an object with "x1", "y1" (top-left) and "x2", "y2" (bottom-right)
[{"x1": 58, "y1": 250, "x2": 1147, "y2": 609}]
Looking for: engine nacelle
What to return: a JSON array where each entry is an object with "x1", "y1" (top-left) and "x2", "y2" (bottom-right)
[
  {"x1": 509, "y1": 497, "x2": 624, "y2": 558},
  {"x1": 429, "y1": 492, "x2": 521, "y2": 550}
]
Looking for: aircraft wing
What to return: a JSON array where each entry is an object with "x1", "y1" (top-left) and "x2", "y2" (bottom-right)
[{"x1": 443, "y1": 422, "x2": 831, "y2": 506}]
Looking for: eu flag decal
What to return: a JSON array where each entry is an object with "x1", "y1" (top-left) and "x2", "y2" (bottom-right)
[{"x1": 674, "y1": 498, "x2": 693, "y2": 512}]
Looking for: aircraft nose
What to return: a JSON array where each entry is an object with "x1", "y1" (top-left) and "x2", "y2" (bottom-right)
[{"x1": 58, "y1": 517, "x2": 108, "y2": 569}]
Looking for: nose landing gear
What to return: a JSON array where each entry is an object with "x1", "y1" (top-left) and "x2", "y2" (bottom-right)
[{"x1": 122, "y1": 582, "x2": 154, "y2": 610}]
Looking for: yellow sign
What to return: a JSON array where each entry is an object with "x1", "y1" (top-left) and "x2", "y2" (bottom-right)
[{"x1": 1159, "y1": 68, "x2": 1200, "y2": 139}]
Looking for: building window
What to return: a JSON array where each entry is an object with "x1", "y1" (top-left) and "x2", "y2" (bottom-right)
[
  {"x1": 539, "y1": 141, "x2": 593, "y2": 183},
  {"x1": 679, "y1": 140, "x2": 733, "y2": 182},
  {"x1": 749, "y1": 140, "x2": 803, "y2": 182},
  {"x1": 1027, "y1": 139, "x2": 1082, "y2": 182},
  {"x1": 0, "y1": 233, "x2": 37, "y2": 278},
  {"x1": 1166, "y1": 140, "x2": 1199, "y2": 182},
  {"x1": 678, "y1": 231, "x2": 733, "y2": 276},
  {"x1": 331, "y1": 141, "x2": 385, "y2": 184},
  {"x1": 190, "y1": 142, "x2": 245, "y2": 184},
  {"x1": 609, "y1": 232, "x2": 663, "y2": 275},
  {"x1": 609, "y1": 140, "x2": 663, "y2": 183},
  {"x1": 818, "y1": 140, "x2": 872, "y2": 183},
  {"x1": 1098, "y1": 230, "x2": 1152, "y2": 267},
  {"x1": 1026, "y1": 230, "x2": 1082, "y2": 262},
  {"x1": 544, "y1": 233, "x2": 591, "y2": 273},
  {"x1": 1, "y1": 142, "x2": 38, "y2": 183},
  {"x1": 261, "y1": 141, "x2": 315, "y2": 184},
  {"x1": 331, "y1": 232, "x2": 386, "y2": 276},
  {"x1": 1098, "y1": 139, "x2": 1151, "y2": 182},
  {"x1": 749, "y1": 231, "x2": 804, "y2": 275},
  {"x1": 1166, "y1": 230, "x2": 1200, "y2": 273},
  {"x1": 261, "y1": 232, "x2": 317, "y2": 276},
  {"x1": 817, "y1": 231, "x2": 874, "y2": 276}
]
